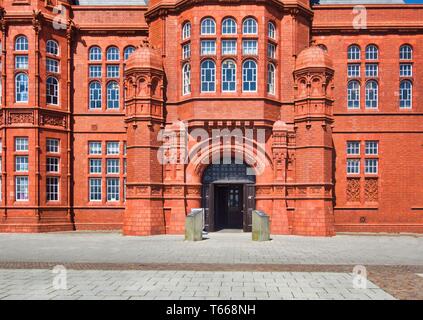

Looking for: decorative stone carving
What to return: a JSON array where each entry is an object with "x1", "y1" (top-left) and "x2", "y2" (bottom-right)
[
  {"x1": 365, "y1": 178, "x2": 378, "y2": 202},
  {"x1": 40, "y1": 114, "x2": 66, "y2": 128},
  {"x1": 347, "y1": 178, "x2": 361, "y2": 203},
  {"x1": 9, "y1": 112, "x2": 34, "y2": 125}
]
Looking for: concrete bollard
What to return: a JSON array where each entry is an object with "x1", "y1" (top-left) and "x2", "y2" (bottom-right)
[
  {"x1": 185, "y1": 208, "x2": 204, "y2": 241},
  {"x1": 252, "y1": 210, "x2": 270, "y2": 241}
]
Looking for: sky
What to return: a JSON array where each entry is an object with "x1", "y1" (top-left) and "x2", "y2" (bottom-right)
[{"x1": 405, "y1": 0, "x2": 423, "y2": 3}]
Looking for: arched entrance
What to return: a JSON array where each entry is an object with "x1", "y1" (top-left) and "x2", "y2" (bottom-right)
[{"x1": 201, "y1": 163, "x2": 256, "y2": 232}]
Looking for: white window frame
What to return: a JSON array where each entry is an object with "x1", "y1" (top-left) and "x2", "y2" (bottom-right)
[
  {"x1": 243, "y1": 18, "x2": 258, "y2": 35},
  {"x1": 47, "y1": 157, "x2": 60, "y2": 173},
  {"x1": 15, "y1": 176, "x2": 29, "y2": 201},
  {"x1": 89, "y1": 178, "x2": 102, "y2": 201},
  {"x1": 221, "y1": 60, "x2": 236, "y2": 93},
  {"x1": 106, "y1": 142, "x2": 120, "y2": 155},
  {"x1": 89, "y1": 141, "x2": 102, "y2": 155},
  {"x1": 46, "y1": 177, "x2": 59, "y2": 201},
  {"x1": 106, "y1": 178, "x2": 120, "y2": 202},
  {"x1": 347, "y1": 159, "x2": 360, "y2": 175}
]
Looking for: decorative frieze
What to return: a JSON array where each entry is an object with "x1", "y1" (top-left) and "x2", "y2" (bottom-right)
[
  {"x1": 364, "y1": 178, "x2": 378, "y2": 203},
  {"x1": 347, "y1": 178, "x2": 361, "y2": 203}
]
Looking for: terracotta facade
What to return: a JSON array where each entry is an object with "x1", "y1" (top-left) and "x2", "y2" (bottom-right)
[{"x1": 0, "y1": 0, "x2": 422, "y2": 236}]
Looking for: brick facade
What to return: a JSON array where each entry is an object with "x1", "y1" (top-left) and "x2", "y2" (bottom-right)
[{"x1": 0, "y1": 0, "x2": 422, "y2": 236}]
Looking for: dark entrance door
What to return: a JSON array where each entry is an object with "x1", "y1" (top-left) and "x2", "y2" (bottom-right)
[{"x1": 215, "y1": 185, "x2": 243, "y2": 230}]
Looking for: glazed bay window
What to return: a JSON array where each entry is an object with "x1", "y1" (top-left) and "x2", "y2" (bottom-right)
[
  {"x1": 347, "y1": 64, "x2": 360, "y2": 78},
  {"x1": 222, "y1": 40, "x2": 236, "y2": 56},
  {"x1": 89, "y1": 178, "x2": 102, "y2": 201},
  {"x1": 46, "y1": 177, "x2": 59, "y2": 201},
  {"x1": 347, "y1": 141, "x2": 360, "y2": 155},
  {"x1": 89, "y1": 159, "x2": 102, "y2": 174},
  {"x1": 399, "y1": 64, "x2": 412, "y2": 77},
  {"x1": 47, "y1": 157, "x2": 59, "y2": 173},
  {"x1": 365, "y1": 159, "x2": 378, "y2": 174},
  {"x1": 47, "y1": 139, "x2": 59, "y2": 153},
  {"x1": 106, "y1": 65, "x2": 120, "y2": 78},
  {"x1": 15, "y1": 156, "x2": 28, "y2": 172},
  {"x1": 106, "y1": 159, "x2": 120, "y2": 174},
  {"x1": 267, "y1": 43, "x2": 276, "y2": 59},
  {"x1": 15, "y1": 176, "x2": 29, "y2": 201},
  {"x1": 365, "y1": 64, "x2": 378, "y2": 78},
  {"x1": 15, "y1": 137, "x2": 28, "y2": 152},
  {"x1": 201, "y1": 40, "x2": 216, "y2": 56},
  {"x1": 222, "y1": 60, "x2": 236, "y2": 92},
  {"x1": 182, "y1": 44, "x2": 191, "y2": 60},
  {"x1": 89, "y1": 141, "x2": 102, "y2": 155},
  {"x1": 89, "y1": 65, "x2": 102, "y2": 78},
  {"x1": 347, "y1": 159, "x2": 360, "y2": 175},
  {"x1": 106, "y1": 142, "x2": 120, "y2": 155},
  {"x1": 46, "y1": 58, "x2": 59, "y2": 73},
  {"x1": 107, "y1": 178, "x2": 120, "y2": 202},
  {"x1": 15, "y1": 55, "x2": 28, "y2": 69},
  {"x1": 242, "y1": 40, "x2": 258, "y2": 55}
]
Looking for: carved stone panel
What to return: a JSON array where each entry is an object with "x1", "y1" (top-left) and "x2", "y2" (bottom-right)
[
  {"x1": 364, "y1": 178, "x2": 378, "y2": 203},
  {"x1": 347, "y1": 178, "x2": 361, "y2": 203}
]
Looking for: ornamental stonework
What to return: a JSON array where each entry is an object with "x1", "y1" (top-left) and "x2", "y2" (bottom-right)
[
  {"x1": 40, "y1": 114, "x2": 67, "y2": 128},
  {"x1": 364, "y1": 178, "x2": 379, "y2": 203},
  {"x1": 347, "y1": 178, "x2": 361, "y2": 203},
  {"x1": 9, "y1": 112, "x2": 34, "y2": 125}
]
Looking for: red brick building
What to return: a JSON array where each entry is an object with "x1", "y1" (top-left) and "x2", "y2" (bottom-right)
[{"x1": 0, "y1": 0, "x2": 422, "y2": 236}]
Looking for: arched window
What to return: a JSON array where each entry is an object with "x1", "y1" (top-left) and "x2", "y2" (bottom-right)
[
  {"x1": 347, "y1": 45, "x2": 360, "y2": 60},
  {"x1": 242, "y1": 60, "x2": 257, "y2": 92},
  {"x1": 46, "y1": 40, "x2": 59, "y2": 56},
  {"x1": 106, "y1": 46, "x2": 120, "y2": 61},
  {"x1": 267, "y1": 63, "x2": 276, "y2": 95},
  {"x1": 15, "y1": 36, "x2": 28, "y2": 51},
  {"x1": 243, "y1": 18, "x2": 258, "y2": 35},
  {"x1": 365, "y1": 80, "x2": 378, "y2": 109},
  {"x1": 268, "y1": 22, "x2": 276, "y2": 39},
  {"x1": 200, "y1": 60, "x2": 216, "y2": 92},
  {"x1": 89, "y1": 81, "x2": 102, "y2": 109},
  {"x1": 182, "y1": 63, "x2": 191, "y2": 95},
  {"x1": 347, "y1": 80, "x2": 360, "y2": 109},
  {"x1": 107, "y1": 81, "x2": 120, "y2": 109},
  {"x1": 124, "y1": 46, "x2": 136, "y2": 60},
  {"x1": 222, "y1": 60, "x2": 236, "y2": 92},
  {"x1": 222, "y1": 18, "x2": 237, "y2": 35},
  {"x1": 15, "y1": 73, "x2": 29, "y2": 103},
  {"x1": 400, "y1": 45, "x2": 413, "y2": 60},
  {"x1": 400, "y1": 80, "x2": 412, "y2": 109},
  {"x1": 201, "y1": 18, "x2": 216, "y2": 35},
  {"x1": 46, "y1": 77, "x2": 59, "y2": 105},
  {"x1": 182, "y1": 22, "x2": 191, "y2": 40},
  {"x1": 89, "y1": 46, "x2": 102, "y2": 61},
  {"x1": 365, "y1": 45, "x2": 378, "y2": 60}
]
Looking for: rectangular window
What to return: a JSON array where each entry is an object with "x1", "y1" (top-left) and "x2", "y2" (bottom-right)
[
  {"x1": 106, "y1": 159, "x2": 120, "y2": 174},
  {"x1": 89, "y1": 65, "x2": 102, "y2": 78},
  {"x1": 106, "y1": 142, "x2": 120, "y2": 155},
  {"x1": 15, "y1": 176, "x2": 29, "y2": 201},
  {"x1": 222, "y1": 40, "x2": 237, "y2": 55},
  {"x1": 242, "y1": 40, "x2": 258, "y2": 55},
  {"x1": 347, "y1": 64, "x2": 360, "y2": 78},
  {"x1": 182, "y1": 44, "x2": 191, "y2": 59},
  {"x1": 347, "y1": 159, "x2": 360, "y2": 175},
  {"x1": 89, "y1": 141, "x2": 102, "y2": 155},
  {"x1": 47, "y1": 157, "x2": 59, "y2": 173},
  {"x1": 123, "y1": 158, "x2": 127, "y2": 174},
  {"x1": 15, "y1": 137, "x2": 29, "y2": 152},
  {"x1": 89, "y1": 159, "x2": 102, "y2": 174},
  {"x1": 106, "y1": 178, "x2": 120, "y2": 202},
  {"x1": 365, "y1": 64, "x2": 378, "y2": 77},
  {"x1": 46, "y1": 139, "x2": 60, "y2": 153},
  {"x1": 267, "y1": 43, "x2": 276, "y2": 59},
  {"x1": 347, "y1": 141, "x2": 360, "y2": 155},
  {"x1": 46, "y1": 58, "x2": 59, "y2": 73},
  {"x1": 365, "y1": 159, "x2": 378, "y2": 174},
  {"x1": 200, "y1": 40, "x2": 216, "y2": 56},
  {"x1": 106, "y1": 65, "x2": 120, "y2": 78},
  {"x1": 15, "y1": 55, "x2": 28, "y2": 69},
  {"x1": 89, "y1": 178, "x2": 102, "y2": 201},
  {"x1": 46, "y1": 177, "x2": 59, "y2": 201},
  {"x1": 15, "y1": 156, "x2": 28, "y2": 172},
  {"x1": 399, "y1": 64, "x2": 412, "y2": 77},
  {"x1": 365, "y1": 141, "x2": 379, "y2": 155}
]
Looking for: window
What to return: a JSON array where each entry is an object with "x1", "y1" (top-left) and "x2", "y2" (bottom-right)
[
  {"x1": 182, "y1": 22, "x2": 191, "y2": 40},
  {"x1": 89, "y1": 65, "x2": 102, "y2": 78},
  {"x1": 107, "y1": 82, "x2": 120, "y2": 109},
  {"x1": 89, "y1": 178, "x2": 102, "y2": 201},
  {"x1": 47, "y1": 139, "x2": 59, "y2": 153},
  {"x1": 46, "y1": 40, "x2": 59, "y2": 56},
  {"x1": 107, "y1": 178, "x2": 120, "y2": 202},
  {"x1": 267, "y1": 63, "x2": 275, "y2": 95},
  {"x1": 89, "y1": 81, "x2": 102, "y2": 109},
  {"x1": 107, "y1": 65, "x2": 119, "y2": 78},
  {"x1": 201, "y1": 18, "x2": 216, "y2": 35},
  {"x1": 15, "y1": 56, "x2": 28, "y2": 69},
  {"x1": 365, "y1": 45, "x2": 378, "y2": 60},
  {"x1": 222, "y1": 18, "x2": 237, "y2": 35},
  {"x1": 182, "y1": 63, "x2": 191, "y2": 95},
  {"x1": 15, "y1": 156, "x2": 28, "y2": 172},
  {"x1": 347, "y1": 141, "x2": 360, "y2": 155},
  {"x1": 365, "y1": 81, "x2": 378, "y2": 109},
  {"x1": 347, "y1": 45, "x2": 360, "y2": 60},
  {"x1": 243, "y1": 18, "x2": 258, "y2": 35},
  {"x1": 347, "y1": 64, "x2": 360, "y2": 78},
  {"x1": 47, "y1": 157, "x2": 59, "y2": 173},
  {"x1": 201, "y1": 60, "x2": 216, "y2": 92},
  {"x1": 242, "y1": 60, "x2": 257, "y2": 92},
  {"x1": 242, "y1": 40, "x2": 258, "y2": 55},
  {"x1": 365, "y1": 141, "x2": 378, "y2": 155},
  {"x1": 201, "y1": 40, "x2": 216, "y2": 55},
  {"x1": 15, "y1": 176, "x2": 29, "y2": 201},
  {"x1": 268, "y1": 22, "x2": 276, "y2": 39},
  {"x1": 267, "y1": 43, "x2": 276, "y2": 59},
  {"x1": 89, "y1": 46, "x2": 102, "y2": 61},
  {"x1": 124, "y1": 46, "x2": 136, "y2": 60},
  {"x1": 15, "y1": 36, "x2": 28, "y2": 51},
  {"x1": 400, "y1": 64, "x2": 412, "y2": 77},
  {"x1": 46, "y1": 77, "x2": 59, "y2": 105},
  {"x1": 107, "y1": 159, "x2": 120, "y2": 174},
  {"x1": 15, "y1": 137, "x2": 28, "y2": 152},
  {"x1": 106, "y1": 46, "x2": 120, "y2": 61},
  {"x1": 347, "y1": 81, "x2": 360, "y2": 109},
  {"x1": 15, "y1": 73, "x2": 29, "y2": 103},
  {"x1": 365, "y1": 159, "x2": 378, "y2": 174},
  {"x1": 89, "y1": 159, "x2": 102, "y2": 174},
  {"x1": 365, "y1": 64, "x2": 378, "y2": 77},
  {"x1": 106, "y1": 142, "x2": 120, "y2": 155},
  {"x1": 46, "y1": 59, "x2": 59, "y2": 73},
  {"x1": 182, "y1": 44, "x2": 191, "y2": 59},
  {"x1": 347, "y1": 159, "x2": 360, "y2": 174},
  {"x1": 222, "y1": 60, "x2": 236, "y2": 92},
  {"x1": 399, "y1": 80, "x2": 412, "y2": 109},
  {"x1": 46, "y1": 177, "x2": 59, "y2": 201},
  {"x1": 89, "y1": 142, "x2": 102, "y2": 155},
  {"x1": 400, "y1": 45, "x2": 412, "y2": 60},
  {"x1": 222, "y1": 40, "x2": 237, "y2": 55}
]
